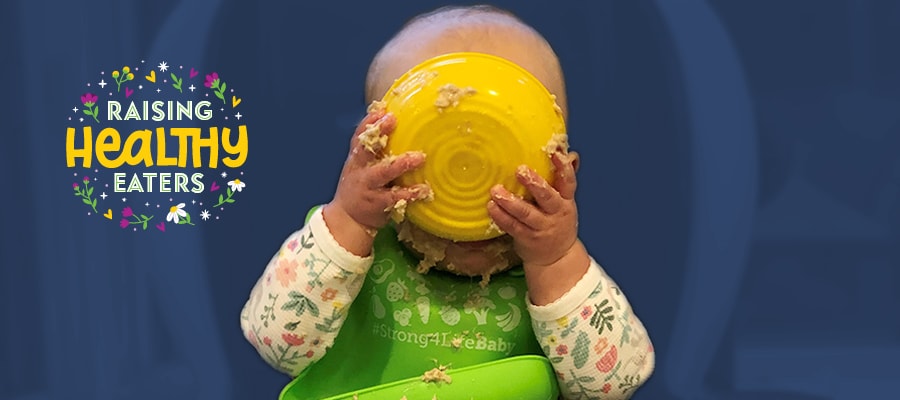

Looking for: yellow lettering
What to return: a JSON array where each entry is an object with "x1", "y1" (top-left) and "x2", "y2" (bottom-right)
[
  {"x1": 221, "y1": 125, "x2": 248, "y2": 168},
  {"x1": 96, "y1": 127, "x2": 123, "y2": 168},
  {"x1": 66, "y1": 126, "x2": 93, "y2": 168}
]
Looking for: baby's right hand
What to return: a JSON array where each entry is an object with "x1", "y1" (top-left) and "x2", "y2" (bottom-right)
[{"x1": 323, "y1": 109, "x2": 431, "y2": 256}]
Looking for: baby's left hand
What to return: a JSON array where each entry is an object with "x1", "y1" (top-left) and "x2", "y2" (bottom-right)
[{"x1": 487, "y1": 151, "x2": 579, "y2": 268}]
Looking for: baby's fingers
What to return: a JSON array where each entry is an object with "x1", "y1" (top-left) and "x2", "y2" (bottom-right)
[
  {"x1": 367, "y1": 151, "x2": 426, "y2": 189},
  {"x1": 516, "y1": 165, "x2": 563, "y2": 214},
  {"x1": 349, "y1": 113, "x2": 397, "y2": 166},
  {"x1": 489, "y1": 184, "x2": 547, "y2": 230},
  {"x1": 551, "y1": 151, "x2": 578, "y2": 200}
]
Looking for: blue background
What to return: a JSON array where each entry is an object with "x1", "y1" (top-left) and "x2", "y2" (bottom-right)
[{"x1": 2, "y1": 0, "x2": 898, "y2": 399}]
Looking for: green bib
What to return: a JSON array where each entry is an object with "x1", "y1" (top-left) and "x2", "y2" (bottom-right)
[{"x1": 280, "y1": 223, "x2": 543, "y2": 399}]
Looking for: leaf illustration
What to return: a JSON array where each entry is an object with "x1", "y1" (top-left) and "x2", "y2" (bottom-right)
[
  {"x1": 83, "y1": 109, "x2": 92, "y2": 116},
  {"x1": 87, "y1": 187, "x2": 93, "y2": 196},
  {"x1": 572, "y1": 331, "x2": 590, "y2": 369}
]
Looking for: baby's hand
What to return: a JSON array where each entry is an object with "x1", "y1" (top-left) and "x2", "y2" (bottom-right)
[
  {"x1": 323, "y1": 110, "x2": 431, "y2": 256},
  {"x1": 487, "y1": 151, "x2": 579, "y2": 268}
]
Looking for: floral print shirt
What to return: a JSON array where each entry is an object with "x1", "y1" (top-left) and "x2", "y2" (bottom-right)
[{"x1": 241, "y1": 208, "x2": 654, "y2": 399}]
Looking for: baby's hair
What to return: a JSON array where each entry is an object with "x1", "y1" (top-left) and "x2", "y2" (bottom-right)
[
  {"x1": 365, "y1": 5, "x2": 537, "y2": 102},
  {"x1": 399, "y1": 4, "x2": 524, "y2": 29}
]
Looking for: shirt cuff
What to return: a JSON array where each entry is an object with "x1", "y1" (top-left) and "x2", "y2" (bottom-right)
[
  {"x1": 527, "y1": 257, "x2": 604, "y2": 321},
  {"x1": 307, "y1": 207, "x2": 374, "y2": 273}
]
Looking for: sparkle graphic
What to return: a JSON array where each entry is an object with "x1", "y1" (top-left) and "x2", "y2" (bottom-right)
[
  {"x1": 100, "y1": 192, "x2": 108, "y2": 200},
  {"x1": 200, "y1": 210, "x2": 211, "y2": 220},
  {"x1": 122, "y1": 197, "x2": 127, "y2": 202},
  {"x1": 189, "y1": 84, "x2": 196, "y2": 92},
  {"x1": 98, "y1": 79, "x2": 107, "y2": 88},
  {"x1": 221, "y1": 171, "x2": 228, "y2": 178},
  {"x1": 72, "y1": 107, "x2": 78, "y2": 113},
  {"x1": 145, "y1": 202, "x2": 150, "y2": 207},
  {"x1": 235, "y1": 112, "x2": 242, "y2": 120},
  {"x1": 156, "y1": 88, "x2": 161, "y2": 93},
  {"x1": 138, "y1": 85, "x2": 143, "y2": 90},
  {"x1": 158, "y1": 61, "x2": 169, "y2": 72}
]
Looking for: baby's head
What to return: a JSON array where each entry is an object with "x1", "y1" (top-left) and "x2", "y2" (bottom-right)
[{"x1": 366, "y1": 5, "x2": 568, "y2": 280}]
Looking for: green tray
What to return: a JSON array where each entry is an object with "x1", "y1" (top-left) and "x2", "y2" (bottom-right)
[{"x1": 280, "y1": 355, "x2": 559, "y2": 400}]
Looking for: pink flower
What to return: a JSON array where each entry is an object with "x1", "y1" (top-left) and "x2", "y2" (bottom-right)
[
  {"x1": 204, "y1": 72, "x2": 219, "y2": 88},
  {"x1": 601, "y1": 383, "x2": 611, "y2": 393},
  {"x1": 282, "y1": 333, "x2": 305, "y2": 346},
  {"x1": 305, "y1": 350, "x2": 314, "y2": 358},
  {"x1": 83, "y1": 176, "x2": 90, "y2": 182},
  {"x1": 119, "y1": 218, "x2": 129, "y2": 229},
  {"x1": 556, "y1": 344, "x2": 568, "y2": 355},
  {"x1": 287, "y1": 239, "x2": 298, "y2": 252},
  {"x1": 81, "y1": 93, "x2": 98, "y2": 106},
  {"x1": 73, "y1": 183, "x2": 79, "y2": 189},
  {"x1": 275, "y1": 258, "x2": 298, "y2": 287},
  {"x1": 263, "y1": 336, "x2": 272, "y2": 346},
  {"x1": 122, "y1": 206, "x2": 134, "y2": 218},
  {"x1": 595, "y1": 345, "x2": 618, "y2": 373},
  {"x1": 580, "y1": 306, "x2": 592, "y2": 320}
]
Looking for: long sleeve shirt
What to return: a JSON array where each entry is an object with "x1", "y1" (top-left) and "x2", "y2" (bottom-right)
[{"x1": 241, "y1": 207, "x2": 654, "y2": 399}]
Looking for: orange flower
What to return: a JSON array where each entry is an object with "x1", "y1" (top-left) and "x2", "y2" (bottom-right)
[
  {"x1": 594, "y1": 337, "x2": 608, "y2": 355},
  {"x1": 275, "y1": 257, "x2": 298, "y2": 287},
  {"x1": 321, "y1": 288, "x2": 338, "y2": 302}
]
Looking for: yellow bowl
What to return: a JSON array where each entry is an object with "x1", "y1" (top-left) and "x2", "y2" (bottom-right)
[{"x1": 383, "y1": 52, "x2": 566, "y2": 241}]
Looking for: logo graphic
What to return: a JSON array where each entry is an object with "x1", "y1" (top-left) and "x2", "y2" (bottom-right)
[{"x1": 66, "y1": 60, "x2": 248, "y2": 232}]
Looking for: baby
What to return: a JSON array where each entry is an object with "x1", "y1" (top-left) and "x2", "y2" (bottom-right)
[{"x1": 241, "y1": 5, "x2": 654, "y2": 399}]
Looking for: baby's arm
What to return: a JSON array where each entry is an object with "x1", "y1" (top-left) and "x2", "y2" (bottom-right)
[
  {"x1": 488, "y1": 150, "x2": 654, "y2": 398},
  {"x1": 240, "y1": 109, "x2": 430, "y2": 376},
  {"x1": 239, "y1": 208, "x2": 372, "y2": 376},
  {"x1": 528, "y1": 261, "x2": 654, "y2": 400}
]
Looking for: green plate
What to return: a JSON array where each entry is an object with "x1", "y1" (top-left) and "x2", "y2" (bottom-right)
[{"x1": 279, "y1": 355, "x2": 559, "y2": 400}]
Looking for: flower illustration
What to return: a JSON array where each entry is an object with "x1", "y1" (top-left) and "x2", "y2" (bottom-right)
[
  {"x1": 287, "y1": 238, "x2": 299, "y2": 252},
  {"x1": 547, "y1": 335, "x2": 558, "y2": 346},
  {"x1": 120, "y1": 206, "x2": 154, "y2": 230},
  {"x1": 73, "y1": 175, "x2": 98, "y2": 213},
  {"x1": 263, "y1": 336, "x2": 272, "y2": 346},
  {"x1": 213, "y1": 179, "x2": 244, "y2": 207},
  {"x1": 165, "y1": 203, "x2": 194, "y2": 225},
  {"x1": 595, "y1": 345, "x2": 618, "y2": 373},
  {"x1": 580, "y1": 306, "x2": 592, "y2": 320},
  {"x1": 601, "y1": 383, "x2": 611, "y2": 393},
  {"x1": 321, "y1": 288, "x2": 338, "y2": 302},
  {"x1": 204, "y1": 72, "x2": 228, "y2": 104},
  {"x1": 112, "y1": 66, "x2": 134, "y2": 92},
  {"x1": 282, "y1": 333, "x2": 305, "y2": 346},
  {"x1": 275, "y1": 258, "x2": 298, "y2": 287},
  {"x1": 594, "y1": 337, "x2": 608, "y2": 355},
  {"x1": 227, "y1": 179, "x2": 246, "y2": 192},
  {"x1": 204, "y1": 72, "x2": 219, "y2": 88},
  {"x1": 555, "y1": 344, "x2": 568, "y2": 355},
  {"x1": 304, "y1": 350, "x2": 314, "y2": 358},
  {"x1": 80, "y1": 93, "x2": 100, "y2": 123},
  {"x1": 556, "y1": 316, "x2": 569, "y2": 328}
]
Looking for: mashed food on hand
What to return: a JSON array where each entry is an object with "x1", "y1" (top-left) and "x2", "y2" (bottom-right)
[{"x1": 542, "y1": 133, "x2": 569, "y2": 157}]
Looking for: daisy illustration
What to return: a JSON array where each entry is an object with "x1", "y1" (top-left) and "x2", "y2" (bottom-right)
[
  {"x1": 227, "y1": 179, "x2": 246, "y2": 192},
  {"x1": 166, "y1": 203, "x2": 194, "y2": 225}
]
